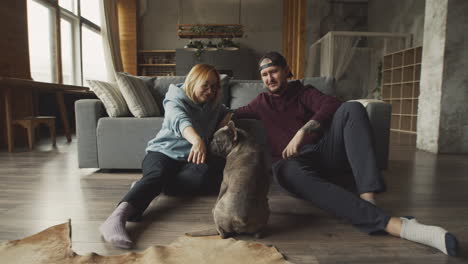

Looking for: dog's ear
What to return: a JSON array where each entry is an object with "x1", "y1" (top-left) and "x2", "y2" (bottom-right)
[{"x1": 227, "y1": 121, "x2": 238, "y2": 141}]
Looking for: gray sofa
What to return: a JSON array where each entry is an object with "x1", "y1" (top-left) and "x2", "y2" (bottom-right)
[{"x1": 75, "y1": 76, "x2": 390, "y2": 170}]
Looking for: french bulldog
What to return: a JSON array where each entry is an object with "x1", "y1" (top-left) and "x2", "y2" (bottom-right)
[{"x1": 187, "y1": 121, "x2": 271, "y2": 238}]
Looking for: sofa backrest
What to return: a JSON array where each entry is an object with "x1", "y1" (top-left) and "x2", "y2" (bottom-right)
[
  {"x1": 145, "y1": 76, "x2": 186, "y2": 114},
  {"x1": 144, "y1": 75, "x2": 336, "y2": 112},
  {"x1": 228, "y1": 80, "x2": 266, "y2": 109},
  {"x1": 228, "y1": 77, "x2": 336, "y2": 109}
]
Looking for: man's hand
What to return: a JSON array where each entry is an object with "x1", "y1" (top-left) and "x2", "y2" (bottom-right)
[
  {"x1": 282, "y1": 129, "x2": 306, "y2": 159},
  {"x1": 282, "y1": 120, "x2": 321, "y2": 159},
  {"x1": 188, "y1": 138, "x2": 206, "y2": 164}
]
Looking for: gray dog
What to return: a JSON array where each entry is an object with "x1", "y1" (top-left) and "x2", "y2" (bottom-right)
[{"x1": 187, "y1": 121, "x2": 271, "y2": 238}]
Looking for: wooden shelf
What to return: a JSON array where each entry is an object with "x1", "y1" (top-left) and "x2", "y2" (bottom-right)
[
  {"x1": 382, "y1": 46, "x2": 422, "y2": 134},
  {"x1": 178, "y1": 32, "x2": 243, "y2": 38},
  {"x1": 390, "y1": 129, "x2": 417, "y2": 134},
  {"x1": 138, "y1": 50, "x2": 176, "y2": 76},
  {"x1": 139, "y1": 64, "x2": 176, "y2": 67},
  {"x1": 382, "y1": 63, "x2": 422, "y2": 72},
  {"x1": 392, "y1": 114, "x2": 418, "y2": 117},
  {"x1": 177, "y1": 24, "x2": 243, "y2": 39},
  {"x1": 383, "y1": 97, "x2": 419, "y2": 100},
  {"x1": 138, "y1": 50, "x2": 176, "y2": 53}
]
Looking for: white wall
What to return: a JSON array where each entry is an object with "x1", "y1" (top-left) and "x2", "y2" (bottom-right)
[
  {"x1": 368, "y1": 0, "x2": 425, "y2": 47},
  {"x1": 417, "y1": 0, "x2": 468, "y2": 153}
]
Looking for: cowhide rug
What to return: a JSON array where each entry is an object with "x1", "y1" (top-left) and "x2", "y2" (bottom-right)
[{"x1": 0, "y1": 220, "x2": 308, "y2": 264}]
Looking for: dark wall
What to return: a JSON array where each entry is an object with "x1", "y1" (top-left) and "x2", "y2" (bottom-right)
[
  {"x1": 0, "y1": 0, "x2": 32, "y2": 149},
  {"x1": 176, "y1": 49, "x2": 258, "y2": 80}
]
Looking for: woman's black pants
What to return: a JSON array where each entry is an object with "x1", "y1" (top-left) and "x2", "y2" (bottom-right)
[{"x1": 121, "y1": 151, "x2": 224, "y2": 219}]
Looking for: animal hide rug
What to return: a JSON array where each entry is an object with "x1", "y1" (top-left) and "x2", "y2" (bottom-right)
[{"x1": 0, "y1": 220, "x2": 300, "y2": 264}]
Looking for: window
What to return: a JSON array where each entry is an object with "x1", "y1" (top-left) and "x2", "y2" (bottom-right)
[
  {"x1": 80, "y1": 0, "x2": 101, "y2": 26},
  {"x1": 61, "y1": 18, "x2": 76, "y2": 85},
  {"x1": 58, "y1": 0, "x2": 76, "y2": 13},
  {"x1": 82, "y1": 26, "x2": 107, "y2": 82},
  {"x1": 27, "y1": 0, "x2": 55, "y2": 82},
  {"x1": 27, "y1": 0, "x2": 107, "y2": 85}
]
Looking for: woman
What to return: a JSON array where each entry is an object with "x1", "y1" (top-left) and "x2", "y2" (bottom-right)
[{"x1": 100, "y1": 64, "x2": 232, "y2": 249}]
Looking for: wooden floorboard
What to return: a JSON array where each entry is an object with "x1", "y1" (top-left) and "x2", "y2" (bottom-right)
[{"x1": 0, "y1": 133, "x2": 467, "y2": 263}]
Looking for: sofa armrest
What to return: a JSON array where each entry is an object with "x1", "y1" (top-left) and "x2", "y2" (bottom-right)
[
  {"x1": 75, "y1": 99, "x2": 105, "y2": 168},
  {"x1": 349, "y1": 99, "x2": 391, "y2": 170}
]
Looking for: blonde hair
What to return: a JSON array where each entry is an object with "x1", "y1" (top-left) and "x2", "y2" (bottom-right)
[{"x1": 184, "y1": 64, "x2": 222, "y2": 105}]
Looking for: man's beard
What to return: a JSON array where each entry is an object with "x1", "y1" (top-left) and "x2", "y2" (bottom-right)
[{"x1": 267, "y1": 82, "x2": 287, "y2": 95}]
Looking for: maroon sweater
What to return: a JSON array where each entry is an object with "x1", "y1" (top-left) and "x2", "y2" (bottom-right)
[{"x1": 234, "y1": 80, "x2": 342, "y2": 162}]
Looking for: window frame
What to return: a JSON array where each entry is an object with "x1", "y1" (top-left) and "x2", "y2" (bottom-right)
[{"x1": 28, "y1": 0, "x2": 102, "y2": 86}]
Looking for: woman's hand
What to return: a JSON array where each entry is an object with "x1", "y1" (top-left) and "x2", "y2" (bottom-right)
[
  {"x1": 282, "y1": 129, "x2": 306, "y2": 159},
  {"x1": 183, "y1": 126, "x2": 206, "y2": 164},
  {"x1": 188, "y1": 138, "x2": 207, "y2": 164}
]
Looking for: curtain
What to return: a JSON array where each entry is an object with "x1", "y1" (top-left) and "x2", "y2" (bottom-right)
[
  {"x1": 332, "y1": 35, "x2": 359, "y2": 80},
  {"x1": 282, "y1": 0, "x2": 306, "y2": 79},
  {"x1": 305, "y1": 42, "x2": 321, "y2": 77},
  {"x1": 305, "y1": 32, "x2": 408, "y2": 99},
  {"x1": 139, "y1": 0, "x2": 148, "y2": 17},
  {"x1": 100, "y1": 0, "x2": 123, "y2": 81}
]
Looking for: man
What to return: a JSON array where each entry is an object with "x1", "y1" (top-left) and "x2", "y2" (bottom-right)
[{"x1": 233, "y1": 51, "x2": 458, "y2": 256}]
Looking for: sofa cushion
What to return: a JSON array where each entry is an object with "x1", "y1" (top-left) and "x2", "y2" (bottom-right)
[
  {"x1": 97, "y1": 117, "x2": 164, "y2": 169},
  {"x1": 86, "y1": 80, "x2": 130, "y2": 117},
  {"x1": 229, "y1": 80, "x2": 266, "y2": 109},
  {"x1": 302, "y1": 76, "x2": 336, "y2": 96},
  {"x1": 116, "y1": 72, "x2": 161, "y2": 118}
]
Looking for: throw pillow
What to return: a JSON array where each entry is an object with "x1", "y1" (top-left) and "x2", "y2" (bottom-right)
[
  {"x1": 115, "y1": 72, "x2": 161, "y2": 118},
  {"x1": 87, "y1": 80, "x2": 130, "y2": 117}
]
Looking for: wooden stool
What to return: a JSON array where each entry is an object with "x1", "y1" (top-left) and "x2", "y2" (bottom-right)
[{"x1": 13, "y1": 116, "x2": 56, "y2": 150}]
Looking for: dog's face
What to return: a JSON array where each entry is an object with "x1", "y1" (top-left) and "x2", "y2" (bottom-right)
[{"x1": 210, "y1": 121, "x2": 238, "y2": 157}]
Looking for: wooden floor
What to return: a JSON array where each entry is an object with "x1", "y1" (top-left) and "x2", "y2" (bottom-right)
[{"x1": 0, "y1": 133, "x2": 467, "y2": 263}]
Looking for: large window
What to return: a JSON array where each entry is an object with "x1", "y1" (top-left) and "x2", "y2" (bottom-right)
[
  {"x1": 61, "y1": 17, "x2": 77, "y2": 85},
  {"x1": 27, "y1": 1, "x2": 55, "y2": 82},
  {"x1": 27, "y1": 0, "x2": 107, "y2": 85},
  {"x1": 82, "y1": 26, "x2": 107, "y2": 82}
]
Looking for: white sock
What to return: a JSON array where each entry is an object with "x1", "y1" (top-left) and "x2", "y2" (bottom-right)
[
  {"x1": 131, "y1": 180, "x2": 138, "y2": 189},
  {"x1": 99, "y1": 202, "x2": 135, "y2": 249},
  {"x1": 363, "y1": 197, "x2": 376, "y2": 205},
  {"x1": 400, "y1": 217, "x2": 458, "y2": 256}
]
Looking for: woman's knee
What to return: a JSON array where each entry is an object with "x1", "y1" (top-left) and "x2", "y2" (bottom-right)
[{"x1": 176, "y1": 163, "x2": 210, "y2": 188}]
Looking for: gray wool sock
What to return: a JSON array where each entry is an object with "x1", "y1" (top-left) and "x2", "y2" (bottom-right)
[
  {"x1": 400, "y1": 217, "x2": 458, "y2": 256},
  {"x1": 100, "y1": 202, "x2": 135, "y2": 249}
]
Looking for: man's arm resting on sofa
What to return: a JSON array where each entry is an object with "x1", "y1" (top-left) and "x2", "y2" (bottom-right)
[{"x1": 75, "y1": 99, "x2": 106, "y2": 168}]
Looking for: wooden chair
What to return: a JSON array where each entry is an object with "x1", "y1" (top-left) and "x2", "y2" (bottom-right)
[{"x1": 13, "y1": 116, "x2": 56, "y2": 150}]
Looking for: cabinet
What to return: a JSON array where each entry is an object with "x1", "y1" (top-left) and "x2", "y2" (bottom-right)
[
  {"x1": 138, "y1": 50, "x2": 176, "y2": 76},
  {"x1": 381, "y1": 46, "x2": 422, "y2": 134}
]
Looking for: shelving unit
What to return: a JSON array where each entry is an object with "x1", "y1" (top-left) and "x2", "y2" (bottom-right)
[
  {"x1": 381, "y1": 46, "x2": 422, "y2": 134},
  {"x1": 138, "y1": 50, "x2": 176, "y2": 76},
  {"x1": 177, "y1": 24, "x2": 244, "y2": 39}
]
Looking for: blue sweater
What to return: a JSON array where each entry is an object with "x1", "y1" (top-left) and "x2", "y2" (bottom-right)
[{"x1": 146, "y1": 83, "x2": 229, "y2": 160}]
